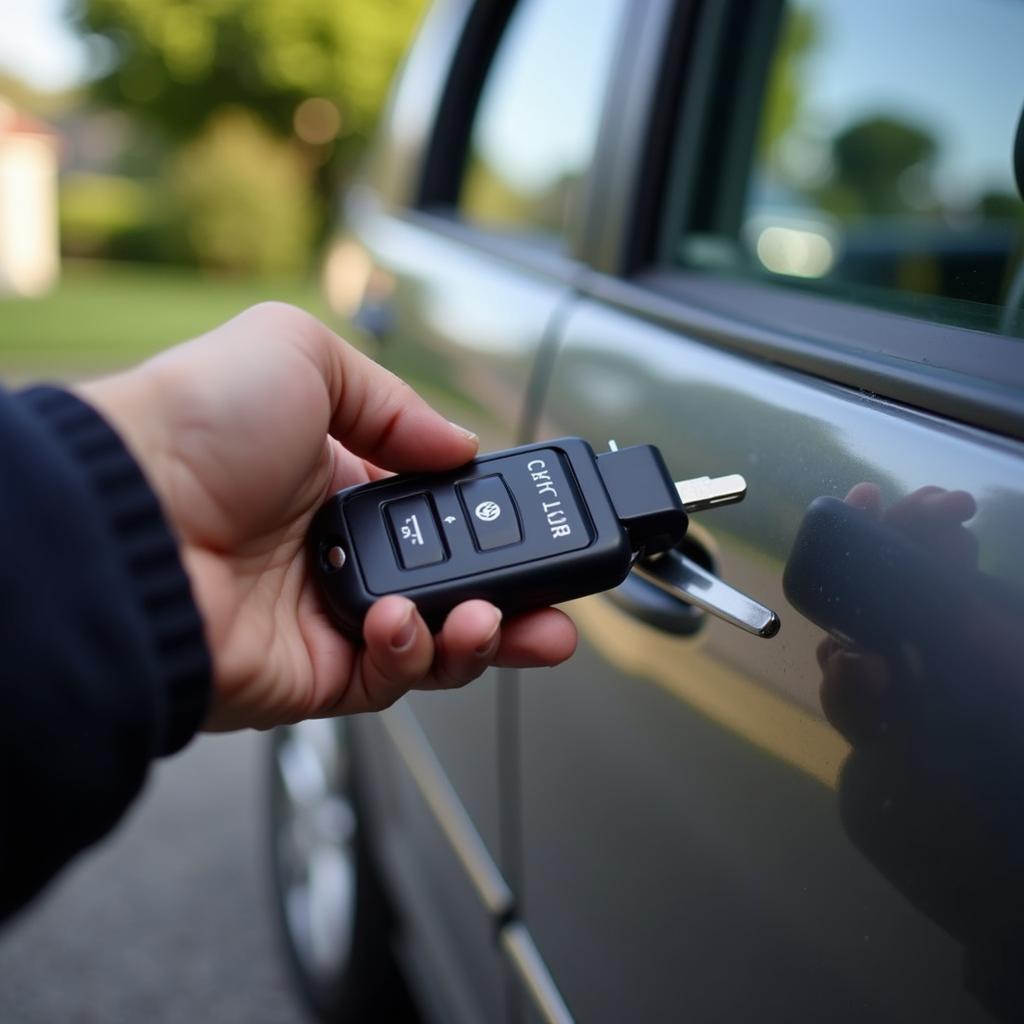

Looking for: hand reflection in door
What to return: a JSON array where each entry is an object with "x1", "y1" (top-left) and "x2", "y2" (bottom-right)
[{"x1": 786, "y1": 483, "x2": 1024, "y2": 1020}]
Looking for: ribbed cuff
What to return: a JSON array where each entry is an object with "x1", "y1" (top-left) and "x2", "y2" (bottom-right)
[{"x1": 19, "y1": 387, "x2": 211, "y2": 755}]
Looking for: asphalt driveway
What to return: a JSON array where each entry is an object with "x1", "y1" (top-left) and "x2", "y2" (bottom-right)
[{"x1": 0, "y1": 730, "x2": 309, "y2": 1023}]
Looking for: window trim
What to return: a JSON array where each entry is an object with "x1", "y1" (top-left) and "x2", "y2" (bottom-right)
[
  {"x1": 582, "y1": 266, "x2": 1024, "y2": 442},
  {"x1": 402, "y1": 207, "x2": 587, "y2": 287},
  {"x1": 416, "y1": 0, "x2": 644, "y2": 267},
  {"x1": 416, "y1": 0, "x2": 516, "y2": 210},
  {"x1": 365, "y1": 0, "x2": 476, "y2": 212}
]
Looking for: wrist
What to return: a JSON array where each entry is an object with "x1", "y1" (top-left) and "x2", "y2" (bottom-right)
[
  {"x1": 76, "y1": 368, "x2": 175, "y2": 514},
  {"x1": 76, "y1": 368, "x2": 220, "y2": 648},
  {"x1": 19, "y1": 385, "x2": 212, "y2": 752}
]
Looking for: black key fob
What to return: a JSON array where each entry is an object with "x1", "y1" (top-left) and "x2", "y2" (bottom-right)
[
  {"x1": 311, "y1": 438, "x2": 638, "y2": 636},
  {"x1": 310, "y1": 436, "x2": 770, "y2": 639}
]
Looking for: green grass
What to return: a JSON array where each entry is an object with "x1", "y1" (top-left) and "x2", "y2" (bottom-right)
[{"x1": 0, "y1": 260, "x2": 338, "y2": 380}]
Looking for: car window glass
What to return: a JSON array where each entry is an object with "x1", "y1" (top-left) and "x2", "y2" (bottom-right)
[
  {"x1": 673, "y1": 0, "x2": 1024, "y2": 337},
  {"x1": 457, "y1": 0, "x2": 625, "y2": 241}
]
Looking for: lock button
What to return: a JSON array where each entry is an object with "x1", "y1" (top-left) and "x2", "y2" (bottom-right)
[{"x1": 457, "y1": 475, "x2": 522, "y2": 551}]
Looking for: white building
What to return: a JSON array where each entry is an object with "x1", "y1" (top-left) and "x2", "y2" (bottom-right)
[{"x1": 0, "y1": 99, "x2": 59, "y2": 297}]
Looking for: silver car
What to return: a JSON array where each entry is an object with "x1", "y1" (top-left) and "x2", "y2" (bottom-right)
[{"x1": 270, "y1": 1, "x2": 1024, "y2": 1020}]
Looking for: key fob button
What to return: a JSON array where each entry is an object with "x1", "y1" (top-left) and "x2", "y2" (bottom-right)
[
  {"x1": 457, "y1": 475, "x2": 522, "y2": 551},
  {"x1": 384, "y1": 494, "x2": 446, "y2": 569}
]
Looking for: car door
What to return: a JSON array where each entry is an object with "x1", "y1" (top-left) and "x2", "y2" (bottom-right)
[
  {"x1": 515, "y1": 0, "x2": 1024, "y2": 1020},
  {"x1": 334, "y1": 1, "x2": 629, "y2": 1021}
]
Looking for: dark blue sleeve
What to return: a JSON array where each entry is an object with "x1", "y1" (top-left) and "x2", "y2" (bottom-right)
[{"x1": 0, "y1": 386, "x2": 210, "y2": 921}]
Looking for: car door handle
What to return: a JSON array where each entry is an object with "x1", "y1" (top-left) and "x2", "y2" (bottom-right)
[
  {"x1": 608, "y1": 558, "x2": 706, "y2": 635},
  {"x1": 610, "y1": 548, "x2": 780, "y2": 638}
]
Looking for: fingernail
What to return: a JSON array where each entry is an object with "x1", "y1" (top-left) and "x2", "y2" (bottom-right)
[
  {"x1": 449, "y1": 420, "x2": 478, "y2": 444},
  {"x1": 390, "y1": 604, "x2": 417, "y2": 652},
  {"x1": 475, "y1": 609, "x2": 503, "y2": 656}
]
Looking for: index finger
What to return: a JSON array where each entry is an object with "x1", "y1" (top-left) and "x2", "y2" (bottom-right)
[{"x1": 300, "y1": 309, "x2": 479, "y2": 472}]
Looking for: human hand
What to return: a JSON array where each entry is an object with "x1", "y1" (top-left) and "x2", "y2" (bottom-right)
[
  {"x1": 815, "y1": 485, "x2": 1024, "y2": 997},
  {"x1": 79, "y1": 303, "x2": 577, "y2": 730},
  {"x1": 816, "y1": 482, "x2": 976, "y2": 744}
]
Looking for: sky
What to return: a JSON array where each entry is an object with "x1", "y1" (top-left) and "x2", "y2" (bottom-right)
[
  {"x1": 0, "y1": 0, "x2": 89, "y2": 91},
  {"x1": 472, "y1": 0, "x2": 626, "y2": 193},
  {"x1": 793, "y1": 0, "x2": 1024, "y2": 202}
]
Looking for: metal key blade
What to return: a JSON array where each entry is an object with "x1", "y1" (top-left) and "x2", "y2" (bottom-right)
[{"x1": 675, "y1": 474, "x2": 747, "y2": 514}]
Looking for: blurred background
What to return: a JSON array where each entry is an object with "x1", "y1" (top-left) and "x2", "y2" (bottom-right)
[
  {"x1": 0, "y1": 2, "x2": 425, "y2": 1021},
  {"x1": 0, "y1": 0, "x2": 428, "y2": 379}
]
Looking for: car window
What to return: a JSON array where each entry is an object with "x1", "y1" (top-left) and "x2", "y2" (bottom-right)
[
  {"x1": 457, "y1": 0, "x2": 626, "y2": 241},
  {"x1": 672, "y1": 0, "x2": 1024, "y2": 338}
]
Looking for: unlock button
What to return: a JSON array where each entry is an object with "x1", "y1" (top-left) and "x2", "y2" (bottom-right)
[
  {"x1": 458, "y1": 475, "x2": 522, "y2": 551},
  {"x1": 385, "y1": 494, "x2": 446, "y2": 569}
]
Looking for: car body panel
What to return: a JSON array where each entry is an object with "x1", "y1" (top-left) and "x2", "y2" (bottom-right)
[
  {"x1": 516, "y1": 296, "x2": 1024, "y2": 1020},
  {"x1": 344, "y1": 206, "x2": 577, "y2": 1024},
  {"x1": 330, "y1": 1, "x2": 1024, "y2": 1021}
]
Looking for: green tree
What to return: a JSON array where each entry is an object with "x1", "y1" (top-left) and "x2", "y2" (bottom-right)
[
  {"x1": 69, "y1": 0, "x2": 428, "y2": 271},
  {"x1": 826, "y1": 116, "x2": 938, "y2": 217},
  {"x1": 978, "y1": 190, "x2": 1024, "y2": 222},
  {"x1": 758, "y1": 6, "x2": 819, "y2": 160},
  {"x1": 169, "y1": 107, "x2": 315, "y2": 276},
  {"x1": 73, "y1": 0, "x2": 428, "y2": 147}
]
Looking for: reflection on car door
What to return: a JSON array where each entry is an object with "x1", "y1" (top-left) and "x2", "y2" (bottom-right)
[
  {"x1": 512, "y1": 1, "x2": 1024, "y2": 1017},
  {"x1": 519, "y1": 297, "x2": 1024, "y2": 1021},
  {"x1": 350, "y1": 0, "x2": 1024, "y2": 1020}
]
